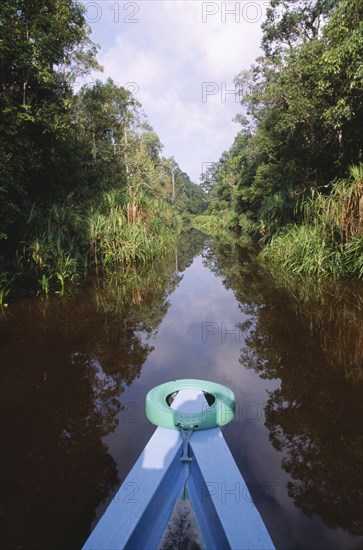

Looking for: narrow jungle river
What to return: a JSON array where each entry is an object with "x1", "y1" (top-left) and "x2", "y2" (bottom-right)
[{"x1": 1, "y1": 230, "x2": 362, "y2": 550}]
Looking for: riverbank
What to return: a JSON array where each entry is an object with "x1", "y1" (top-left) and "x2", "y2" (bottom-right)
[
  {"x1": 0, "y1": 188, "x2": 180, "y2": 304},
  {"x1": 193, "y1": 165, "x2": 363, "y2": 281},
  {"x1": 259, "y1": 165, "x2": 363, "y2": 279}
]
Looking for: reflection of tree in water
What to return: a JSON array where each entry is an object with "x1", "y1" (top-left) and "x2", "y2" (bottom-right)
[
  {"x1": 265, "y1": 377, "x2": 363, "y2": 535},
  {"x1": 205, "y1": 239, "x2": 363, "y2": 536},
  {"x1": 263, "y1": 266, "x2": 363, "y2": 382},
  {"x1": 1, "y1": 340, "x2": 121, "y2": 550},
  {"x1": 177, "y1": 227, "x2": 209, "y2": 272},
  {"x1": 0, "y1": 230, "x2": 208, "y2": 549}
]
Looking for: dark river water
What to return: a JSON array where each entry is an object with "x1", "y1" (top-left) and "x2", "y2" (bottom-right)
[{"x1": 1, "y1": 230, "x2": 362, "y2": 550}]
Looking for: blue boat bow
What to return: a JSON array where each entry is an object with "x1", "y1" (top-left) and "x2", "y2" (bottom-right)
[{"x1": 82, "y1": 385, "x2": 275, "y2": 549}]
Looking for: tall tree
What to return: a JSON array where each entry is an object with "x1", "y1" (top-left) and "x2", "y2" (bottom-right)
[
  {"x1": 215, "y1": 0, "x2": 363, "y2": 239},
  {"x1": 318, "y1": 0, "x2": 363, "y2": 166},
  {"x1": 262, "y1": 0, "x2": 338, "y2": 57},
  {"x1": 73, "y1": 79, "x2": 137, "y2": 191},
  {"x1": 0, "y1": 0, "x2": 99, "y2": 248}
]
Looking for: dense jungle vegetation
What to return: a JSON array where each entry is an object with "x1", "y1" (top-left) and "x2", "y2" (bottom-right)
[
  {"x1": 1, "y1": 0, "x2": 362, "y2": 304},
  {"x1": 198, "y1": 0, "x2": 363, "y2": 279},
  {"x1": 0, "y1": 0, "x2": 206, "y2": 302}
]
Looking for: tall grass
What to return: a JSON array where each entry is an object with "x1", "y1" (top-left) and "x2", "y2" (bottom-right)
[
  {"x1": 16, "y1": 188, "x2": 179, "y2": 296},
  {"x1": 89, "y1": 191, "x2": 177, "y2": 268},
  {"x1": 259, "y1": 164, "x2": 363, "y2": 279},
  {"x1": 24, "y1": 203, "x2": 84, "y2": 295},
  {"x1": 303, "y1": 164, "x2": 363, "y2": 242},
  {"x1": 190, "y1": 211, "x2": 234, "y2": 237}
]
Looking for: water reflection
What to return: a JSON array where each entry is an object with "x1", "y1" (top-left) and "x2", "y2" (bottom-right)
[
  {"x1": 0, "y1": 230, "x2": 206, "y2": 550},
  {"x1": 2, "y1": 230, "x2": 362, "y2": 550},
  {"x1": 206, "y1": 240, "x2": 363, "y2": 541},
  {"x1": 1, "y1": 338, "x2": 121, "y2": 549}
]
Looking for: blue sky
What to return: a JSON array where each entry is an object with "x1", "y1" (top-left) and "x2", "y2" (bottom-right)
[{"x1": 77, "y1": 1, "x2": 268, "y2": 183}]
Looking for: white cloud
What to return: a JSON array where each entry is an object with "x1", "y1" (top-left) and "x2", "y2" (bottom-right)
[{"x1": 89, "y1": 0, "x2": 266, "y2": 181}]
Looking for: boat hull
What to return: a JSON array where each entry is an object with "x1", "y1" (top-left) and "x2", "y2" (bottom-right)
[{"x1": 82, "y1": 389, "x2": 275, "y2": 549}]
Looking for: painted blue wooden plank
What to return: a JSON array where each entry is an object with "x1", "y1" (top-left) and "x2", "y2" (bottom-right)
[
  {"x1": 82, "y1": 427, "x2": 183, "y2": 550},
  {"x1": 172, "y1": 388, "x2": 275, "y2": 550},
  {"x1": 83, "y1": 387, "x2": 276, "y2": 550},
  {"x1": 189, "y1": 428, "x2": 275, "y2": 550}
]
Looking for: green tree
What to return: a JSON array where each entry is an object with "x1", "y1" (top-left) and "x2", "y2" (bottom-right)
[
  {"x1": 73, "y1": 78, "x2": 137, "y2": 192},
  {"x1": 0, "y1": 0, "x2": 99, "y2": 253},
  {"x1": 262, "y1": 0, "x2": 338, "y2": 57},
  {"x1": 219, "y1": 0, "x2": 362, "y2": 243},
  {"x1": 174, "y1": 168, "x2": 207, "y2": 215},
  {"x1": 318, "y1": 0, "x2": 363, "y2": 167}
]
